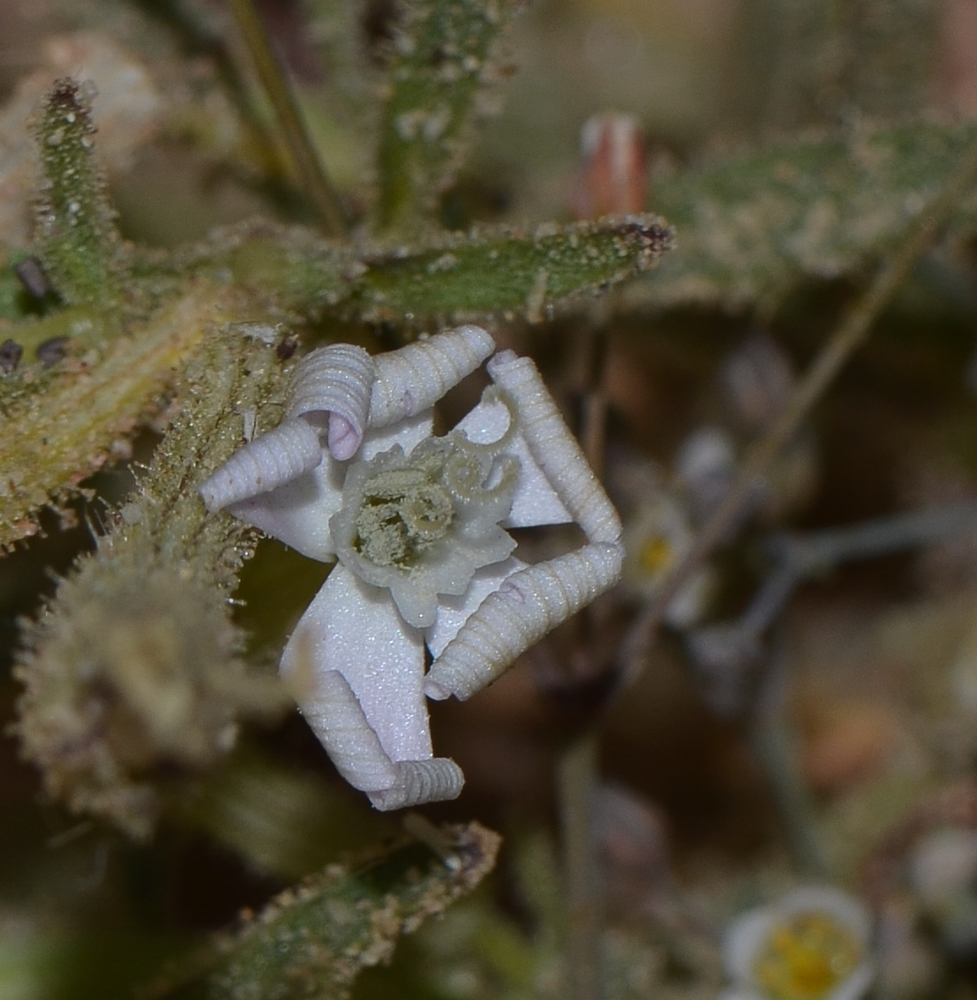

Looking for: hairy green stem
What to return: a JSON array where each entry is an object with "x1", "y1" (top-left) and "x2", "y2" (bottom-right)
[
  {"x1": 373, "y1": 0, "x2": 517, "y2": 234},
  {"x1": 15, "y1": 317, "x2": 293, "y2": 837}
]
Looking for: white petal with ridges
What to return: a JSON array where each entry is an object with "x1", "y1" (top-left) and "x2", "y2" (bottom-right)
[
  {"x1": 369, "y1": 326, "x2": 495, "y2": 428},
  {"x1": 198, "y1": 419, "x2": 323, "y2": 512},
  {"x1": 228, "y1": 454, "x2": 345, "y2": 560},
  {"x1": 488, "y1": 351, "x2": 622, "y2": 543},
  {"x1": 426, "y1": 542, "x2": 623, "y2": 700},
  {"x1": 295, "y1": 670, "x2": 398, "y2": 792},
  {"x1": 281, "y1": 563, "x2": 431, "y2": 763},
  {"x1": 424, "y1": 557, "x2": 526, "y2": 662},
  {"x1": 368, "y1": 758, "x2": 465, "y2": 810},
  {"x1": 287, "y1": 343, "x2": 376, "y2": 461},
  {"x1": 453, "y1": 394, "x2": 572, "y2": 528}
]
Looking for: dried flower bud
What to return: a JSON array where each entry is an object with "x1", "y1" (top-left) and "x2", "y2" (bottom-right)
[{"x1": 572, "y1": 113, "x2": 648, "y2": 218}]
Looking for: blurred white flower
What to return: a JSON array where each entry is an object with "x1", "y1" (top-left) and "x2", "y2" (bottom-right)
[
  {"x1": 721, "y1": 887, "x2": 874, "y2": 1000},
  {"x1": 674, "y1": 425, "x2": 738, "y2": 526},
  {"x1": 621, "y1": 490, "x2": 712, "y2": 627}
]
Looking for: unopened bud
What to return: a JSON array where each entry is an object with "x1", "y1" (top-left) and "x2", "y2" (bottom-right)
[{"x1": 572, "y1": 113, "x2": 648, "y2": 218}]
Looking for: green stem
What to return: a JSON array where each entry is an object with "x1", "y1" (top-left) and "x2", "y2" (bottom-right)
[
  {"x1": 750, "y1": 634, "x2": 830, "y2": 878},
  {"x1": 228, "y1": 0, "x2": 349, "y2": 237},
  {"x1": 555, "y1": 323, "x2": 616, "y2": 999},
  {"x1": 558, "y1": 730, "x2": 604, "y2": 1000}
]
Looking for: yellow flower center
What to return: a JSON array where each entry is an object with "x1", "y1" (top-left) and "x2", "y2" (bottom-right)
[
  {"x1": 753, "y1": 912, "x2": 862, "y2": 1000},
  {"x1": 639, "y1": 535, "x2": 673, "y2": 575}
]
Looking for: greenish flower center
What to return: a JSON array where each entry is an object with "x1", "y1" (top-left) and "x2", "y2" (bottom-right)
[
  {"x1": 353, "y1": 467, "x2": 455, "y2": 570},
  {"x1": 330, "y1": 388, "x2": 523, "y2": 628}
]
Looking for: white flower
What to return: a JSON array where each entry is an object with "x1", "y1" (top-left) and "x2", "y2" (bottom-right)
[
  {"x1": 721, "y1": 887, "x2": 875, "y2": 1000},
  {"x1": 622, "y1": 491, "x2": 712, "y2": 628},
  {"x1": 199, "y1": 326, "x2": 624, "y2": 810}
]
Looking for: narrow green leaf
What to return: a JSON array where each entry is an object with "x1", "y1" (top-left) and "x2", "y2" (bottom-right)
[
  {"x1": 631, "y1": 120, "x2": 977, "y2": 312},
  {"x1": 147, "y1": 822, "x2": 502, "y2": 1000},
  {"x1": 33, "y1": 78, "x2": 123, "y2": 305},
  {"x1": 350, "y1": 215, "x2": 674, "y2": 322},
  {"x1": 182, "y1": 216, "x2": 673, "y2": 324},
  {"x1": 373, "y1": 0, "x2": 518, "y2": 234},
  {"x1": 214, "y1": 226, "x2": 359, "y2": 314},
  {"x1": 0, "y1": 286, "x2": 239, "y2": 547}
]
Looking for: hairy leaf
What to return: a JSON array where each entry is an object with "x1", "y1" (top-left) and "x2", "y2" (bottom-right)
[
  {"x1": 0, "y1": 286, "x2": 246, "y2": 547},
  {"x1": 373, "y1": 0, "x2": 518, "y2": 234},
  {"x1": 630, "y1": 121, "x2": 977, "y2": 312},
  {"x1": 179, "y1": 216, "x2": 673, "y2": 323},
  {"x1": 735, "y1": 0, "x2": 937, "y2": 132},
  {"x1": 350, "y1": 215, "x2": 674, "y2": 322},
  {"x1": 33, "y1": 78, "x2": 124, "y2": 305},
  {"x1": 147, "y1": 822, "x2": 501, "y2": 1000}
]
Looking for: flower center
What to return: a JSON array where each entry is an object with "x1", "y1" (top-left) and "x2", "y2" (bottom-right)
[
  {"x1": 330, "y1": 390, "x2": 522, "y2": 629},
  {"x1": 753, "y1": 912, "x2": 862, "y2": 1000},
  {"x1": 353, "y1": 467, "x2": 455, "y2": 570},
  {"x1": 639, "y1": 535, "x2": 673, "y2": 575}
]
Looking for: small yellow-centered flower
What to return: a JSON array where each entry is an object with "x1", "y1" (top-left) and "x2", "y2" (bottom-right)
[{"x1": 721, "y1": 887, "x2": 874, "y2": 1000}]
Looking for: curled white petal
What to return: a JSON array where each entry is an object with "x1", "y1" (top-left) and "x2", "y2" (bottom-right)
[
  {"x1": 226, "y1": 455, "x2": 345, "y2": 560},
  {"x1": 198, "y1": 419, "x2": 323, "y2": 511},
  {"x1": 368, "y1": 758, "x2": 465, "y2": 810},
  {"x1": 287, "y1": 343, "x2": 376, "y2": 460},
  {"x1": 452, "y1": 391, "x2": 572, "y2": 528},
  {"x1": 284, "y1": 665, "x2": 463, "y2": 808},
  {"x1": 425, "y1": 541, "x2": 624, "y2": 701},
  {"x1": 369, "y1": 325, "x2": 495, "y2": 428},
  {"x1": 487, "y1": 350, "x2": 622, "y2": 544},
  {"x1": 282, "y1": 563, "x2": 432, "y2": 761},
  {"x1": 424, "y1": 557, "x2": 526, "y2": 659},
  {"x1": 293, "y1": 670, "x2": 399, "y2": 792}
]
